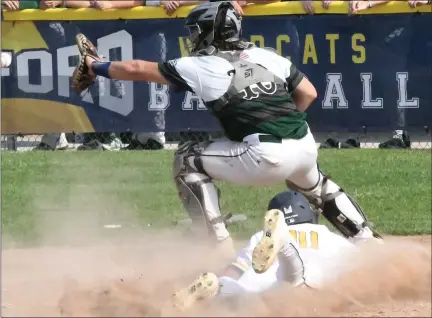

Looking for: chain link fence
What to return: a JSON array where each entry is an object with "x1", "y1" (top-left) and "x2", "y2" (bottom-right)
[{"x1": 1, "y1": 128, "x2": 430, "y2": 152}]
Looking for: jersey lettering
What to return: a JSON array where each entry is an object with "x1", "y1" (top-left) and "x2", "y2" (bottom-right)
[
  {"x1": 240, "y1": 81, "x2": 277, "y2": 100},
  {"x1": 289, "y1": 230, "x2": 319, "y2": 250}
]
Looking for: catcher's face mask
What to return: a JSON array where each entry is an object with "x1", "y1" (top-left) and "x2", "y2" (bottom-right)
[
  {"x1": 185, "y1": 24, "x2": 202, "y2": 54},
  {"x1": 184, "y1": 1, "x2": 220, "y2": 54}
]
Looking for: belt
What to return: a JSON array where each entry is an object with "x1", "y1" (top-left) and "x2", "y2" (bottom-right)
[{"x1": 258, "y1": 134, "x2": 282, "y2": 144}]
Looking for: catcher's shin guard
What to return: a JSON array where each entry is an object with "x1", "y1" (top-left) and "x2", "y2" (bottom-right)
[
  {"x1": 286, "y1": 170, "x2": 382, "y2": 241},
  {"x1": 173, "y1": 141, "x2": 230, "y2": 242}
]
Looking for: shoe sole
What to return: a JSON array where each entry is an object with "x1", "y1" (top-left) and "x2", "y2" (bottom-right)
[
  {"x1": 252, "y1": 209, "x2": 283, "y2": 274},
  {"x1": 172, "y1": 272, "x2": 219, "y2": 311}
]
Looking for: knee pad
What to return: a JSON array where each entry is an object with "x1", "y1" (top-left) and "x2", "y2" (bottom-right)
[
  {"x1": 173, "y1": 141, "x2": 229, "y2": 241},
  {"x1": 287, "y1": 170, "x2": 380, "y2": 239},
  {"x1": 173, "y1": 141, "x2": 211, "y2": 177}
]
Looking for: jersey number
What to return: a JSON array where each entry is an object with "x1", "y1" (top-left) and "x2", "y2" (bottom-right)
[
  {"x1": 240, "y1": 82, "x2": 277, "y2": 100},
  {"x1": 289, "y1": 230, "x2": 319, "y2": 250}
]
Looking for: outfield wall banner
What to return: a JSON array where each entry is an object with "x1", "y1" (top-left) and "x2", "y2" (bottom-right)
[{"x1": 1, "y1": 11, "x2": 431, "y2": 134}]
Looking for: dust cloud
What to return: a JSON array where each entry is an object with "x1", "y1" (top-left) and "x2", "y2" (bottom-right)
[
  {"x1": 2, "y1": 183, "x2": 431, "y2": 317},
  {"x1": 3, "y1": 231, "x2": 430, "y2": 317}
]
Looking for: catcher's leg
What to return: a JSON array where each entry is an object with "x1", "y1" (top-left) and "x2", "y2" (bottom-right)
[
  {"x1": 173, "y1": 141, "x2": 231, "y2": 245},
  {"x1": 287, "y1": 166, "x2": 382, "y2": 242},
  {"x1": 173, "y1": 135, "x2": 292, "y2": 243},
  {"x1": 173, "y1": 134, "x2": 317, "y2": 249}
]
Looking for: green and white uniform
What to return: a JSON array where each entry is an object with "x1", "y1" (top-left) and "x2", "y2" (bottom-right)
[
  {"x1": 161, "y1": 45, "x2": 320, "y2": 243},
  {"x1": 165, "y1": 1, "x2": 378, "y2": 249},
  {"x1": 159, "y1": 45, "x2": 308, "y2": 142}
]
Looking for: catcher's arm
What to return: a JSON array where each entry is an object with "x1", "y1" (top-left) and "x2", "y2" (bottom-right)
[
  {"x1": 71, "y1": 33, "x2": 171, "y2": 94},
  {"x1": 291, "y1": 77, "x2": 317, "y2": 113},
  {"x1": 88, "y1": 57, "x2": 169, "y2": 84},
  {"x1": 285, "y1": 63, "x2": 317, "y2": 113}
]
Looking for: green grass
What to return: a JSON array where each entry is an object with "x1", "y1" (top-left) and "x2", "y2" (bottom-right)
[{"x1": 1, "y1": 149, "x2": 431, "y2": 245}]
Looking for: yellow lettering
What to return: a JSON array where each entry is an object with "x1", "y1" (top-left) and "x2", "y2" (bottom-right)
[
  {"x1": 250, "y1": 35, "x2": 265, "y2": 48},
  {"x1": 178, "y1": 37, "x2": 192, "y2": 57},
  {"x1": 310, "y1": 231, "x2": 319, "y2": 250},
  {"x1": 302, "y1": 34, "x2": 318, "y2": 64},
  {"x1": 289, "y1": 230, "x2": 320, "y2": 250},
  {"x1": 289, "y1": 229, "x2": 297, "y2": 241},
  {"x1": 276, "y1": 34, "x2": 291, "y2": 60},
  {"x1": 298, "y1": 231, "x2": 307, "y2": 248},
  {"x1": 352, "y1": 33, "x2": 366, "y2": 64},
  {"x1": 326, "y1": 33, "x2": 339, "y2": 64}
]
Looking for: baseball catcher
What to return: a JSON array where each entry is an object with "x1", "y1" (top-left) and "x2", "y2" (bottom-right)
[
  {"x1": 72, "y1": 1, "x2": 381, "y2": 256},
  {"x1": 171, "y1": 190, "x2": 359, "y2": 311}
]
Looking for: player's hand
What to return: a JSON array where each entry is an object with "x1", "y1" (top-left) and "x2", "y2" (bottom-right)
[
  {"x1": 2, "y1": 0, "x2": 20, "y2": 10},
  {"x1": 72, "y1": 33, "x2": 102, "y2": 94},
  {"x1": 349, "y1": 0, "x2": 370, "y2": 13},
  {"x1": 162, "y1": 1, "x2": 180, "y2": 15},
  {"x1": 322, "y1": 0, "x2": 333, "y2": 9},
  {"x1": 84, "y1": 54, "x2": 103, "y2": 78},
  {"x1": 92, "y1": 1, "x2": 114, "y2": 9},
  {"x1": 302, "y1": 0, "x2": 315, "y2": 14},
  {"x1": 41, "y1": 0, "x2": 63, "y2": 8},
  {"x1": 408, "y1": 0, "x2": 429, "y2": 7},
  {"x1": 232, "y1": 1, "x2": 246, "y2": 16}
]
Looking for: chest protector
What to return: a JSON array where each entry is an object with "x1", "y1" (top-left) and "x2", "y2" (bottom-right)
[{"x1": 193, "y1": 45, "x2": 287, "y2": 113}]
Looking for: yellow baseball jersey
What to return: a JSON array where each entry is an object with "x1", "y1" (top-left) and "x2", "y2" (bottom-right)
[{"x1": 230, "y1": 223, "x2": 357, "y2": 292}]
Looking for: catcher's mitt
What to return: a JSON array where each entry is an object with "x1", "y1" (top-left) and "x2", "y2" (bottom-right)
[{"x1": 71, "y1": 33, "x2": 102, "y2": 94}]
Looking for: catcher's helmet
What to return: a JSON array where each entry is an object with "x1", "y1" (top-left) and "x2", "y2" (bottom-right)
[
  {"x1": 267, "y1": 191, "x2": 318, "y2": 226},
  {"x1": 184, "y1": 1, "x2": 242, "y2": 53}
]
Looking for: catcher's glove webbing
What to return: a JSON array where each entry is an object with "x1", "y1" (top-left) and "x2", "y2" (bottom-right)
[{"x1": 71, "y1": 33, "x2": 102, "y2": 94}]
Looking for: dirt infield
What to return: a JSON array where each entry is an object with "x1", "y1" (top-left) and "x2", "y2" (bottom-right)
[{"x1": 2, "y1": 234, "x2": 431, "y2": 317}]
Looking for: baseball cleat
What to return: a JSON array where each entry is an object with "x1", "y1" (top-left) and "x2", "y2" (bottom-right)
[
  {"x1": 172, "y1": 272, "x2": 220, "y2": 311},
  {"x1": 252, "y1": 209, "x2": 288, "y2": 274}
]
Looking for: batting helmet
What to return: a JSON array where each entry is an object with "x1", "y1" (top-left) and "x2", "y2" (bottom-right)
[{"x1": 267, "y1": 191, "x2": 318, "y2": 226}]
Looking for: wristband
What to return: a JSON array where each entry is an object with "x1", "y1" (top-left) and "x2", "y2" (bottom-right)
[{"x1": 91, "y1": 61, "x2": 111, "y2": 79}]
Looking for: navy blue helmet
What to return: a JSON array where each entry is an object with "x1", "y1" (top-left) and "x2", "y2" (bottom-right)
[{"x1": 267, "y1": 191, "x2": 318, "y2": 225}]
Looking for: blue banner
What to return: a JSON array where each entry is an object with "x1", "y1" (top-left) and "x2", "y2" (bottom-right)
[{"x1": 2, "y1": 13, "x2": 431, "y2": 134}]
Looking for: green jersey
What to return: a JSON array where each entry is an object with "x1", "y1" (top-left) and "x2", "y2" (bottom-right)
[{"x1": 159, "y1": 45, "x2": 308, "y2": 141}]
